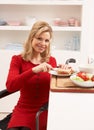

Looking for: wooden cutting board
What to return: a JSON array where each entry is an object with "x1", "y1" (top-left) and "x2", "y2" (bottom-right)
[
  {"x1": 50, "y1": 75, "x2": 94, "y2": 93},
  {"x1": 56, "y1": 77, "x2": 75, "y2": 88}
]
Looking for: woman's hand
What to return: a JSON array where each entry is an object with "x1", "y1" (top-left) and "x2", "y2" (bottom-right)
[
  {"x1": 32, "y1": 62, "x2": 53, "y2": 73},
  {"x1": 58, "y1": 64, "x2": 72, "y2": 69}
]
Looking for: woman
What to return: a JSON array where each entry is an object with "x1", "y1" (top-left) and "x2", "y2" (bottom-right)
[{"x1": 6, "y1": 21, "x2": 57, "y2": 130}]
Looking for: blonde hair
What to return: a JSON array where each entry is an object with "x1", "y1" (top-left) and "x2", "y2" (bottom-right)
[{"x1": 21, "y1": 21, "x2": 53, "y2": 62}]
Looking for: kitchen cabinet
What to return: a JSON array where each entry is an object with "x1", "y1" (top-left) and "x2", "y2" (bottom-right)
[{"x1": 47, "y1": 92, "x2": 94, "y2": 130}]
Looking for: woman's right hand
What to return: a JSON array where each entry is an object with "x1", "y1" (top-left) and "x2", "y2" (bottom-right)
[
  {"x1": 32, "y1": 62, "x2": 53, "y2": 73},
  {"x1": 58, "y1": 64, "x2": 72, "y2": 69}
]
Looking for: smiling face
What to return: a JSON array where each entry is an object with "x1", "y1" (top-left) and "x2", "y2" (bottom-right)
[
  {"x1": 22, "y1": 21, "x2": 53, "y2": 62},
  {"x1": 32, "y1": 32, "x2": 51, "y2": 54}
]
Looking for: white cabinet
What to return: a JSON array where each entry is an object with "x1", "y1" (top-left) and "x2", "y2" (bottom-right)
[
  {"x1": 47, "y1": 92, "x2": 94, "y2": 130},
  {"x1": 0, "y1": 0, "x2": 84, "y2": 64}
]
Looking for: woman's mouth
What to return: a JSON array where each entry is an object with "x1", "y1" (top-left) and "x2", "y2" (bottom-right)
[{"x1": 37, "y1": 45, "x2": 46, "y2": 51}]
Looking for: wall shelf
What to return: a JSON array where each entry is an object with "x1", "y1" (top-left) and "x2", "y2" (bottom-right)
[
  {"x1": 0, "y1": 0, "x2": 84, "y2": 6},
  {"x1": 0, "y1": 26, "x2": 82, "y2": 31}
]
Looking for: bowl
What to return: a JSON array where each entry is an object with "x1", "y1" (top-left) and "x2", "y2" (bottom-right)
[
  {"x1": 79, "y1": 64, "x2": 94, "y2": 73},
  {"x1": 70, "y1": 74, "x2": 94, "y2": 87}
]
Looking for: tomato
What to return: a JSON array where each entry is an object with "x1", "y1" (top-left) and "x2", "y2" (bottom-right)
[
  {"x1": 77, "y1": 72, "x2": 89, "y2": 81},
  {"x1": 91, "y1": 75, "x2": 94, "y2": 81}
]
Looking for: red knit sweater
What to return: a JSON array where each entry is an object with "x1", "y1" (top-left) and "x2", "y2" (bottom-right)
[{"x1": 6, "y1": 55, "x2": 57, "y2": 130}]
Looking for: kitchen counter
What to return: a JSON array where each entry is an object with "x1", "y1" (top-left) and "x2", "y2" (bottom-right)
[{"x1": 47, "y1": 75, "x2": 94, "y2": 130}]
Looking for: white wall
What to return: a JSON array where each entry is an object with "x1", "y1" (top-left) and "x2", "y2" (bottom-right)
[
  {"x1": 0, "y1": 50, "x2": 20, "y2": 112},
  {"x1": 80, "y1": 0, "x2": 94, "y2": 63}
]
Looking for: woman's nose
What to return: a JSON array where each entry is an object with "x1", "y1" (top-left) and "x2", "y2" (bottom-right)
[{"x1": 41, "y1": 40, "x2": 46, "y2": 45}]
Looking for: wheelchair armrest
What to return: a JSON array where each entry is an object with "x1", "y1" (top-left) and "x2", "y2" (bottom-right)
[
  {"x1": 36, "y1": 102, "x2": 48, "y2": 130},
  {"x1": 39, "y1": 102, "x2": 48, "y2": 111},
  {"x1": 0, "y1": 89, "x2": 15, "y2": 99}
]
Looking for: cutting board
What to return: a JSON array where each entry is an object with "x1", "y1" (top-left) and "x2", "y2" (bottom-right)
[{"x1": 50, "y1": 75, "x2": 94, "y2": 93}]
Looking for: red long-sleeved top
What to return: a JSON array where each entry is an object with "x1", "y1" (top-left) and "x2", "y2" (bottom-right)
[{"x1": 6, "y1": 55, "x2": 57, "y2": 130}]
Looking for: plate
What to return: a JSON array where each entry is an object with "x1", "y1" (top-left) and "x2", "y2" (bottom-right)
[
  {"x1": 49, "y1": 69, "x2": 71, "y2": 77},
  {"x1": 70, "y1": 74, "x2": 94, "y2": 87}
]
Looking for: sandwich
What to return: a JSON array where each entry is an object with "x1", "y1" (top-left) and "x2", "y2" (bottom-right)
[{"x1": 57, "y1": 68, "x2": 74, "y2": 75}]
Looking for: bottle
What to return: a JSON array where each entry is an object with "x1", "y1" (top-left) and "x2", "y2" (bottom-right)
[{"x1": 72, "y1": 35, "x2": 80, "y2": 51}]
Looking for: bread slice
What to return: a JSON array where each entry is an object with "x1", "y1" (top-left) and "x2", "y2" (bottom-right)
[{"x1": 57, "y1": 68, "x2": 73, "y2": 75}]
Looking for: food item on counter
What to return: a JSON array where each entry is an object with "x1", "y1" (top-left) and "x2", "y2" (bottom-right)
[
  {"x1": 76, "y1": 71, "x2": 94, "y2": 81},
  {"x1": 72, "y1": 75, "x2": 84, "y2": 82},
  {"x1": 91, "y1": 75, "x2": 94, "y2": 81},
  {"x1": 77, "y1": 72, "x2": 89, "y2": 81},
  {"x1": 56, "y1": 68, "x2": 74, "y2": 75}
]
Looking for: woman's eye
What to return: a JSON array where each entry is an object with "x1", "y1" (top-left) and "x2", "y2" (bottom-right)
[
  {"x1": 45, "y1": 39, "x2": 49, "y2": 43},
  {"x1": 37, "y1": 38, "x2": 42, "y2": 41},
  {"x1": 36, "y1": 37, "x2": 49, "y2": 43}
]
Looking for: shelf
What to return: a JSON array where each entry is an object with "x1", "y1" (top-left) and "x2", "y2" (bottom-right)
[
  {"x1": 0, "y1": 0, "x2": 84, "y2": 5},
  {"x1": 0, "y1": 26, "x2": 82, "y2": 31},
  {"x1": 53, "y1": 26, "x2": 82, "y2": 31},
  {"x1": 0, "y1": 26, "x2": 30, "y2": 31}
]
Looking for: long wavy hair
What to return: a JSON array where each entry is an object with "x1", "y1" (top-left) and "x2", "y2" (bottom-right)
[{"x1": 21, "y1": 21, "x2": 53, "y2": 62}]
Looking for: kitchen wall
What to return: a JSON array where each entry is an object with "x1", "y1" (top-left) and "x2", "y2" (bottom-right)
[{"x1": 0, "y1": 0, "x2": 94, "y2": 113}]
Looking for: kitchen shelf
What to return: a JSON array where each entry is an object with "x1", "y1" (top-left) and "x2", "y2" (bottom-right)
[
  {"x1": 0, "y1": 0, "x2": 84, "y2": 6},
  {"x1": 53, "y1": 26, "x2": 82, "y2": 31},
  {"x1": 0, "y1": 26, "x2": 82, "y2": 31}
]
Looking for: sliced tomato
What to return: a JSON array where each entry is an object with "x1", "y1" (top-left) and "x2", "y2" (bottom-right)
[
  {"x1": 77, "y1": 72, "x2": 89, "y2": 81},
  {"x1": 91, "y1": 75, "x2": 94, "y2": 81}
]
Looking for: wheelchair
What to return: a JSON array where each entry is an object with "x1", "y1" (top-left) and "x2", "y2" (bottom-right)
[
  {"x1": 0, "y1": 89, "x2": 48, "y2": 130},
  {"x1": 0, "y1": 58, "x2": 76, "y2": 130}
]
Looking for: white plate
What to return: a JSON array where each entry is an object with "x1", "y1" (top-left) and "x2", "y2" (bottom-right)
[
  {"x1": 49, "y1": 69, "x2": 71, "y2": 77},
  {"x1": 70, "y1": 74, "x2": 94, "y2": 87}
]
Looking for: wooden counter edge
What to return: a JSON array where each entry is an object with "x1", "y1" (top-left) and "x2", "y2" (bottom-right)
[{"x1": 50, "y1": 75, "x2": 94, "y2": 93}]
